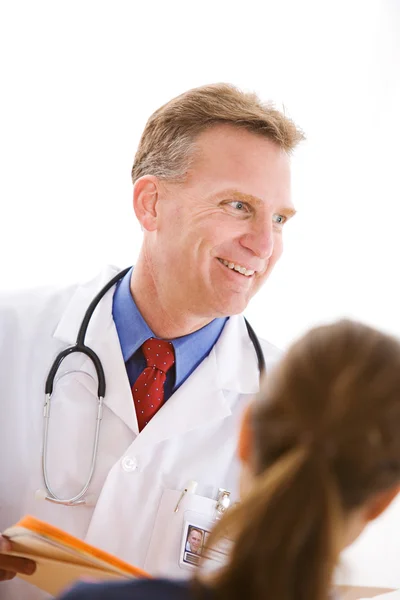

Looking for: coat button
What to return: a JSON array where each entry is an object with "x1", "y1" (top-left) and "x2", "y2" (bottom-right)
[{"x1": 121, "y1": 456, "x2": 138, "y2": 472}]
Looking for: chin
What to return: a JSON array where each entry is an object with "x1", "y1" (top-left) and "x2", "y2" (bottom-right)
[{"x1": 215, "y1": 297, "x2": 250, "y2": 317}]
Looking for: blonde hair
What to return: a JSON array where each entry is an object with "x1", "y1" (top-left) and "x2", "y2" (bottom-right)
[
  {"x1": 201, "y1": 320, "x2": 400, "y2": 600},
  {"x1": 131, "y1": 83, "x2": 304, "y2": 184}
]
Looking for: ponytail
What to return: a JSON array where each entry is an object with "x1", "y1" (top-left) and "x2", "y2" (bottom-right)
[{"x1": 202, "y1": 447, "x2": 343, "y2": 600}]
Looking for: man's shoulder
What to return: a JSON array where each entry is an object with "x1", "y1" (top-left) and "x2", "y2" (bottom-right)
[
  {"x1": 0, "y1": 265, "x2": 121, "y2": 345},
  {"x1": 252, "y1": 334, "x2": 283, "y2": 377},
  {"x1": 0, "y1": 265, "x2": 120, "y2": 321},
  {"x1": 0, "y1": 282, "x2": 78, "y2": 357},
  {"x1": 258, "y1": 335, "x2": 282, "y2": 360},
  {"x1": 218, "y1": 315, "x2": 283, "y2": 381},
  {"x1": 0, "y1": 280, "x2": 78, "y2": 321}
]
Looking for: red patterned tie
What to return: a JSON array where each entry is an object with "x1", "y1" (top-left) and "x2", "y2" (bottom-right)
[{"x1": 132, "y1": 338, "x2": 175, "y2": 431}]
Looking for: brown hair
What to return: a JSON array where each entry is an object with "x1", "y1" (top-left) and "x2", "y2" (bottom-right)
[
  {"x1": 203, "y1": 319, "x2": 400, "y2": 600},
  {"x1": 131, "y1": 83, "x2": 304, "y2": 184}
]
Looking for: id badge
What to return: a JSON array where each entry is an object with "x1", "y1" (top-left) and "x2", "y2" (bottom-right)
[
  {"x1": 179, "y1": 510, "x2": 232, "y2": 572},
  {"x1": 144, "y1": 487, "x2": 234, "y2": 577}
]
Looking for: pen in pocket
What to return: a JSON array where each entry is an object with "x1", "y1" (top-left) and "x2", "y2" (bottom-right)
[{"x1": 174, "y1": 480, "x2": 198, "y2": 512}]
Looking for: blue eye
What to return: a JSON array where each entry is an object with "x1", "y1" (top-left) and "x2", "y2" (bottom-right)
[
  {"x1": 230, "y1": 201, "x2": 247, "y2": 211},
  {"x1": 273, "y1": 214, "x2": 286, "y2": 224}
]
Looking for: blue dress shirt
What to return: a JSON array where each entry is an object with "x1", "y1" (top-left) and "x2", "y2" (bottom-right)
[{"x1": 112, "y1": 268, "x2": 227, "y2": 401}]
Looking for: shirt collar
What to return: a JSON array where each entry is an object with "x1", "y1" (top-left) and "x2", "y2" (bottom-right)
[
  {"x1": 172, "y1": 318, "x2": 227, "y2": 388},
  {"x1": 112, "y1": 267, "x2": 153, "y2": 362},
  {"x1": 112, "y1": 267, "x2": 227, "y2": 388}
]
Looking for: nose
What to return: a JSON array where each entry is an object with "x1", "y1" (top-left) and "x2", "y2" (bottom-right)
[{"x1": 239, "y1": 215, "x2": 275, "y2": 259}]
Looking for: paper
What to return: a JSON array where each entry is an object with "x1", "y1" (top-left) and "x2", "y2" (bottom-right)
[{"x1": 1, "y1": 515, "x2": 149, "y2": 596}]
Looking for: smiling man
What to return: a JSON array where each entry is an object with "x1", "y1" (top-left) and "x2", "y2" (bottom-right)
[
  {"x1": 186, "y1": 528, "x2": 203, "y2": 555},
  {"x1": 0, "y1": 83, "x2": 304, "y2": 599},
  {"x1": 131, "y1": 122, "x2": 296, "y2": 334}
]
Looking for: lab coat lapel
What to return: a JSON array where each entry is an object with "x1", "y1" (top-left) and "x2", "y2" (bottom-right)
[
  {"x1": 91, "y1": 317, "x2": 138, "y2": 434},
  {"x1": 52, "y1": 268, "x2": 262, "y2": 444},
  {"x1": 52, "y1": 265, "x2": 138, "y2": 433},
  {"x1": 131, "y1": 315, "x2": 261, "y2": 450},
  {"x1": 215, "y1": 314, "x2": 261, "y2": 394}
]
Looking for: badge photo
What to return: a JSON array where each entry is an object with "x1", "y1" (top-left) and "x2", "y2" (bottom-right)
[{"x1": 180, "y1": 521, "x2": 208, "y2": 568}]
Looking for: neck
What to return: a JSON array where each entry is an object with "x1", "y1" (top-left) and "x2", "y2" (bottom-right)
[{"x1": 130, "y1": 252, "x2": 213, "y2": 339}]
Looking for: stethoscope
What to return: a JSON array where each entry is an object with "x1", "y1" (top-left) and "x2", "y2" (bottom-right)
[{"x1": 41, "y1": 267, "x2": 266, "y2": 506}]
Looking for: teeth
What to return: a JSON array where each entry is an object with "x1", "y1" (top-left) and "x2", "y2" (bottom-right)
[{"x1": 219, "y1": 259, "x2": 255, "y2": 277}]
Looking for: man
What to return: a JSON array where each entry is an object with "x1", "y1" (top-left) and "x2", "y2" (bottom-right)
[
  {"x1": 0, "y1": 83, "x2": 304, "y2": 599},
  {"x1": 185, "y1": 528, "x2": 203, "y2": 555}
]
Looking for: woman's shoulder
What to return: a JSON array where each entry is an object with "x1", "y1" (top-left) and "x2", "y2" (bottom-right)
[{"x1": 60, "y1": 578, "x2": 210, "y2": 600}]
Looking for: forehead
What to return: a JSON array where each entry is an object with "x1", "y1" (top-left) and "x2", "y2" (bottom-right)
[{"x1": 187, "y1": 124, "x2": 292, "y2": 205}]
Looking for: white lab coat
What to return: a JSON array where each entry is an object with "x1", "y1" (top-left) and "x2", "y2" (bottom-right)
[{"x1": 0, "y1": 265, "x2": 280, "y2": 600}]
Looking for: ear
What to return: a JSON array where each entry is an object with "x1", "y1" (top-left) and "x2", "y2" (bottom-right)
[
  {"x1": 133, "y1": 176, "x2": 160, "y2": 232},
  {"x1": 237, "y1": 402, "x2": 254, "y2": 465},
  {"x1": 365, "y1": 485, "x2": 400, "y2": 522}
]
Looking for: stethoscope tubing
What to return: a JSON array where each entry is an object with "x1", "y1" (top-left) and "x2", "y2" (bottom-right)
[{"x1": 41, "y1": 267, "x2": 265, "y2": 506}]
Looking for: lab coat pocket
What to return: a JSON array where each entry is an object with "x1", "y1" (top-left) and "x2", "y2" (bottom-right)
[{"x1": 144, "y1": 488, "x2": 218, "y2": 578}]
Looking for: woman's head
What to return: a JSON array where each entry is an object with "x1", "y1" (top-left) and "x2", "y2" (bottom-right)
[
  {"x1": 207, "y1": 320, "x2": 400, "y2": 600},
  {"x1": 243, "y1": 318, "x2": 400, "y2": 534}
]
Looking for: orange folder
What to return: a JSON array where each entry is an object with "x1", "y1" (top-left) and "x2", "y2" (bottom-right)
[{"x1": 1, "y1": 515, "x2": 149, "y2": 596}]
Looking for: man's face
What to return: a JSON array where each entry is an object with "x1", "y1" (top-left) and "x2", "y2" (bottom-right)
[
  {"x1": 188, "y1": 530, "x2": 202, "y2": 553},
  {"x1": 147, "y1": 124, "x2": 294, "y2": 319}
]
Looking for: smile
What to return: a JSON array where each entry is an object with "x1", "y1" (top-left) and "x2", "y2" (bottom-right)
[{"x1": 218, "y1": 258, "x2": 255, "y2": 277}]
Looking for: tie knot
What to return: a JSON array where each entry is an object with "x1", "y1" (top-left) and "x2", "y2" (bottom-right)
[{"x1": 142, "y1": 338, "x2": 175, "y2": 373}]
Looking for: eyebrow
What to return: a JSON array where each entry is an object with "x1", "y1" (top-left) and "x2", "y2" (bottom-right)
[{"x1": 217, "y1": 189, "x2": 297, "y2": 219}]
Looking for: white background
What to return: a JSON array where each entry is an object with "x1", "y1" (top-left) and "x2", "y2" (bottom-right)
[
  {"x1": 1, "y1": 0, "x2": 400, "y2": 587},
  {"x1": 1, "y1": 0, "x2": 399, "y2": 350}
]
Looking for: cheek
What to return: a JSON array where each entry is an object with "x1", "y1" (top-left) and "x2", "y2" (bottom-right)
[
  {"x1": 255, "y1": 237, "x2": 283, "y2": 285},
  {"x1": 271, "y1": 235, "x2": 284, "y2": 264}
]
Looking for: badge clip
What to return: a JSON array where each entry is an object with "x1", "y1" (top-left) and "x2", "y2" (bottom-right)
[{"x1": 214, "y1": 488, "x2": 231, "y2": 520}]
